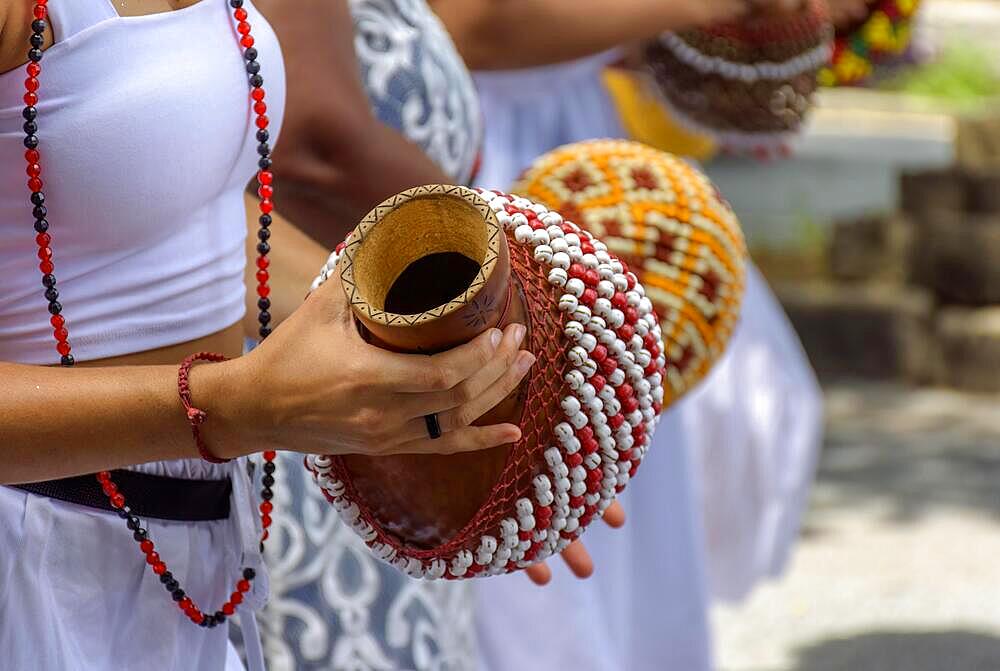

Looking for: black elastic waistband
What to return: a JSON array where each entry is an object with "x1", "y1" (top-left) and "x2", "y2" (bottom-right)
[{"x1": 13, "y1": 469, "x2": 231, "y2": 522}]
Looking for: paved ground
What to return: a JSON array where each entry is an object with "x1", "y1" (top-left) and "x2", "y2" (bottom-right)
[{"x1": 713, "y1": 383, "x2": 1000, "y2": 671}]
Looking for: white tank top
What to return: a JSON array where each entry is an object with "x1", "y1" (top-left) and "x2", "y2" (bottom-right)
[{"x1": 0, "y1": 0, "x2": 286, "y2": 364}]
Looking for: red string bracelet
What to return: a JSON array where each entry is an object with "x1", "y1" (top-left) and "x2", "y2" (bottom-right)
[{"x1": 177, "y1": 352, "x2": 232, "y2": 464}]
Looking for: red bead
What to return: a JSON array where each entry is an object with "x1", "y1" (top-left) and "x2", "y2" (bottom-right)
[
  {"x1": 36, "y1": 246, "x2": 51, "y2": 261},
  {"x1": 653, "y1": 402, "x2": 663, "y2": 415},
  {"x1": 567, "y1": 453, "x2": 583, "y2": 467},
  {"x1": 626, "y1": 274, "x2": 636, "y2": 291},
  {"x1": 591, "y1": 344, "x2": 607, "y2": 363},
  {"x1": 582, "y1": 438, "x2": 598, "y2": 454},
  {"x1": 609, "y1": 414, "x2": 625, "y2": 430},
  {"x1": 256, "y1": 284, "x2": 270, "y2": 298},
  {"x1": 145, "y1": 552, "x2": 160, "y2": 566},
  {"x1": 39, "y1": 260, "x2": 53, "y2": 274},
  {"x1": 616, "y1": 384, "x2": 634, "y2": 401},
  {"x1": 97, "y1": 471, "x2": 111, "y2": 483},
  {"x1": 259, "y1": 500, "x2": 273, "y2": 514},
  {"x1": 644, "y1": 362, "x2": 658, "y2": 377},
  {"x1": 56, "y1": 341, "x2": 70, "y2": 356},
  {"x1": 618, "y1": 324, "x2": 634, "y2": 342},
  {"x1": 25, "y1": 77, "x2": 39, "y2": 92},
  {"x1": 599, "y1": 358, "x2": 617, "y2": 376},
  {"x1": 623, "y1": 397, "x2": 639, "y2": 414},
  {"x1": 561, "y1": 224, "x2": 575, "y2": 234},
  {"x1": 649, "y1": 345, "x2": 660, "y2": 359},
  {"x1": 586, "y1": 481, "x2": 600, "y2": 494},
  {"x1": 261, "y1": 513, "x2": 272, "y2": 528},
  {"x1": 241, "y1": 35, "x2": 255, "y2": 48},
  {"x1": 179, "y1": 597, "x2": 193, "y2": 612},
  {"x1": 577, "y1": 426, "x2": 594, "y2": 442},
  {"x1": 257, "y1": 184, "x2": 273, "y2": 200},
  {"x1": 222, "y1": 603, "x2": 235, "y2": 616},
  {"x1": 580, "y1": 288, "x2": 597, "y2": 306},
  {"x1": 568, "y1": 263, "x2": 585, "y2": 280},
  {"x1": 518, "y1": 530, "x2": 532, "y2": 541},
  {"x1": 26, "y1": 163, "x2": 41, "y2": 177},
  {"x1": 233, "y1": 7, "x2": 248, "y2": 20},
  {"x1": 583, "y1": 269, "x2": 600, "y2": 287},
  {"x1": 153, "y1": 562, "x2": 166, "y2": 575},
  {"x1": 251, "y1": 88, "x2": 265, "y2": 102},
  {"x1": 261, "y1": 529, "x2": 269, "y2": 541},
  {"x1": 256, "y1": 256, "x2": 270, "y2": 270},
  {"x1": 237, "y1": 579, "x2": 251, "y2": 593},
  {"x1": 586, "y1": 469, "x2": 601, "y2": 485},
  {"x1": 110, "y1": 493, "x2": 125, "y2": 509},
  {"x1": 139, "y1": 539, "x2": 154, "y2": 554},
  {"x1": 590, "y1": 374, "x2": 605, "y2": 392},
  {"x1": 569, "y1": 495, "x2": 585, "y2": 509},
  {"x1": 263, "y1": 450, "x2": 277, "y2": 460},
  {"x1": 581, "y1": 241, "x2": 595, "y2": 254},
  {"x1": 259, "y1": 198, "x2": 273, "y2": 214},
  {"x1": 253, "y1": 101, "x2": 267, "y2": 115},
  {"x1": 26, "y1": 62, "x2": 41, "y2": 77},
  {"x1": 611, "y1": 293, "x2": 627, "y2": 311},
  {"x1": 256, "y1": 269, "x2": 269, "y2": 284},
  {"x1": 255, "y1": 116, "x2": 269, "y2": 131},
  {"x1": 50, "y1": 314, "x2": 64, "y2": 328},
  {"x1": 33, "y1": 4, "x2": 46, "y2": 18},
  {"x1": 230, "y1": 591, "x2": 243, "y2": 605},
  {"x1": 257, "y1": 170, "x2": 273, "y2": 186},
  {"x1": 25, "y1": 149, "x2": 40, "y2": 163},
  {"x1": 625, "y1": 307, "x2": 639, "y2": 325},
  {"x1": 23, "y1": 92, "x2": 37, "y2": 106},
  {"x1": 237, "y1": 21, "x2": 251, "y2": 35},
  {"x1": 643, "y1": 334, "x2": 658, "y2": 350},
  {"x1": 101, "y1": 481, "x2": 116, "y2": 496},
  {"x1": 35, "y1": 232, "x2": 50, "y2": 246},
  {"x1": 28, "y1": 178, "x2": 43, "y2": 192}
]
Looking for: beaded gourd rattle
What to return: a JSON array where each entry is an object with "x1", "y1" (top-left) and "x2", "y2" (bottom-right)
[{"x1": 305, "y1": 141, "x2": 746, "y2": 579}]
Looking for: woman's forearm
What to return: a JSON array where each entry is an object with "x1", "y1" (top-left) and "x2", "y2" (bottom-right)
[
  {"x1": 432, "y1": 0, "x2": 746, "y2": 70},
  {"x1": 0, "y1": 358, "x2": 253, "y2": 485}
]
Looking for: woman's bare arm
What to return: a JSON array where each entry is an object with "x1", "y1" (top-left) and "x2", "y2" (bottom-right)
[
  {"x1": 431, "y1": 0, "x2": 750, "y2": 70},
  {"x1": 255, "y1": 0, "x2": 451, "y2": 246}
]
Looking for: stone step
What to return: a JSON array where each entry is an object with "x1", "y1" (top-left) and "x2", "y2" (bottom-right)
[
  {"x1": 777, "y1": 282, "x2": 936, "y2": 383},
  {"x1": 935, "y1": 306, "x2": 1000, "y2": 393},
  {"x1": 829, "y1": 214, "x2": 913, "y2": 283},
  {"x1": 912, "y1": 212, "x2": 1000, "y2": 304}
]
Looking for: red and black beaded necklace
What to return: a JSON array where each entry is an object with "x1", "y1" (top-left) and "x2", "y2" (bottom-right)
[{"x1": 21, "y1": 0, "x2": 277, "y2": 629}]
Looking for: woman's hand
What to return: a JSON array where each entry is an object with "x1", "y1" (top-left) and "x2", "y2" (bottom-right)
[
  {"x1": 213, "y1": 273, "x2": 535, "y2": 458},
  {"x1": 525, "y1": 501, "x2": 627, "y2": 585}
]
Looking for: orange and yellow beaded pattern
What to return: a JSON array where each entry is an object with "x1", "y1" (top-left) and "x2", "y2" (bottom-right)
[{"x1": 513, "y1": 140, "x2": 746, "y2": 407}]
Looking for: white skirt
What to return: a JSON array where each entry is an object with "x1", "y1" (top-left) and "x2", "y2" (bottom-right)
[{"x1": 0, "y1": 458, "x2": 263, "y2": 671}]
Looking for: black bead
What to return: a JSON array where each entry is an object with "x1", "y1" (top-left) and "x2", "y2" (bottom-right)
[
  {"x1": 41, "y1": 274, "x2": 56, "y2": 288},
  {"x1": 117, "y1": 505, "x2": 132, "y2": 519},
  {"x1": 30, "y1": 33, "x2": 44, "y2": 48},
  {"x1": 22, "y1": 106, "x2": 37, "y2": 121},
  {"x1": 257, "y1": 228, "x2": 270, "y2": 241},
  {"x1": 30, "y1": 191, "x2": 44, "y2": 206},
  {"x1": 230, "y1": 0, "x2": 244, "y2": 7},
  {"x1": 171, "y1": 589, "x2": 186, "y2": 602},
  {"x1": 214, "y1": 611, "x2": 226, "y2": 623},
  {"x1": 257, "y1": 142, "x2": 270, "y2": 157},
  {"x1": 199, "y1": 618, "x2": 210, "y2": 628},
  {"x1": 257, "y1": 311, "x2": 271, "y2": 325},
  {"x1": 262, "y1": 461, "x2": 275, "y2": 475},
  {"x1": 249, "y1": 74, "x2": 263, "y2": 88},
  {"x1": 133, "y1": 528, "x2": 148, "y2": 542},
  {"x1": 47, "y1": 301, "x2": 61, "y2": 315},
  {"x1": 28, "y1": 48, "x2": 43, "y2": 62},
  {"x1": 34, "y1": 218, "x2": 48, "y2": 233},
  {"x1": 246, "y1": 61, "x2": 260, "y2": 75},
  {"x1": 31, "y1": 19, "x2": 46, "y2": 34},
  {"x1": 260, "y1": 488, "x2": 273, "y2": 501},
  {"x1": 244, "y1": 47, "x2": 258, "y2": 62},
  {"x1": 258, "y1": 214, "x2": 272, "y2": 227},
  {"x1": 256, "y1": 242, "x2": 270, "y2": 255},
  {"x1": 24, "y1": 135, "x2": 38, "y2": 149},
  {"x1": 60, "y1": 354, "x2": 74, "y2": 366},
  {"x1": 165, "y1": 578, "x2": 179, "y2": 592},
  {"x1": 259, "y1": 541, "x2": 265, "y2": 553},
  {"x1": 242, "y1": 567, "x2": 256, "y2": 580},
  {"x1": 126, "y1": 515, "x2": 140, "y2": 531},
  {"x1": 44, "y1": 287, "x2": 59, "y2": 302},
  {"x1": 258, "y1": 326, "x2": 272, "y2": 338},
  {"x1": 23, "y1": 120, "x2": 38, "y2": 135},
  {"x1": 257, "y1": 157, "x2": 272, "y2": 170},
  {"x1": 159, "y1": 571, "x2": 174, "y2": 585},
  {"x1": 262, "y1": 474, "x2": 275, "y2": 487},
  {"x1": 257, "y1": 297, "x2": 270, "y2": 311},
  {"x1": 256, "y1": 129, "x2": 269, "y2": 143},
  {"x1": 33, "y1": 205, "x2": 46, "y2": 219}
]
